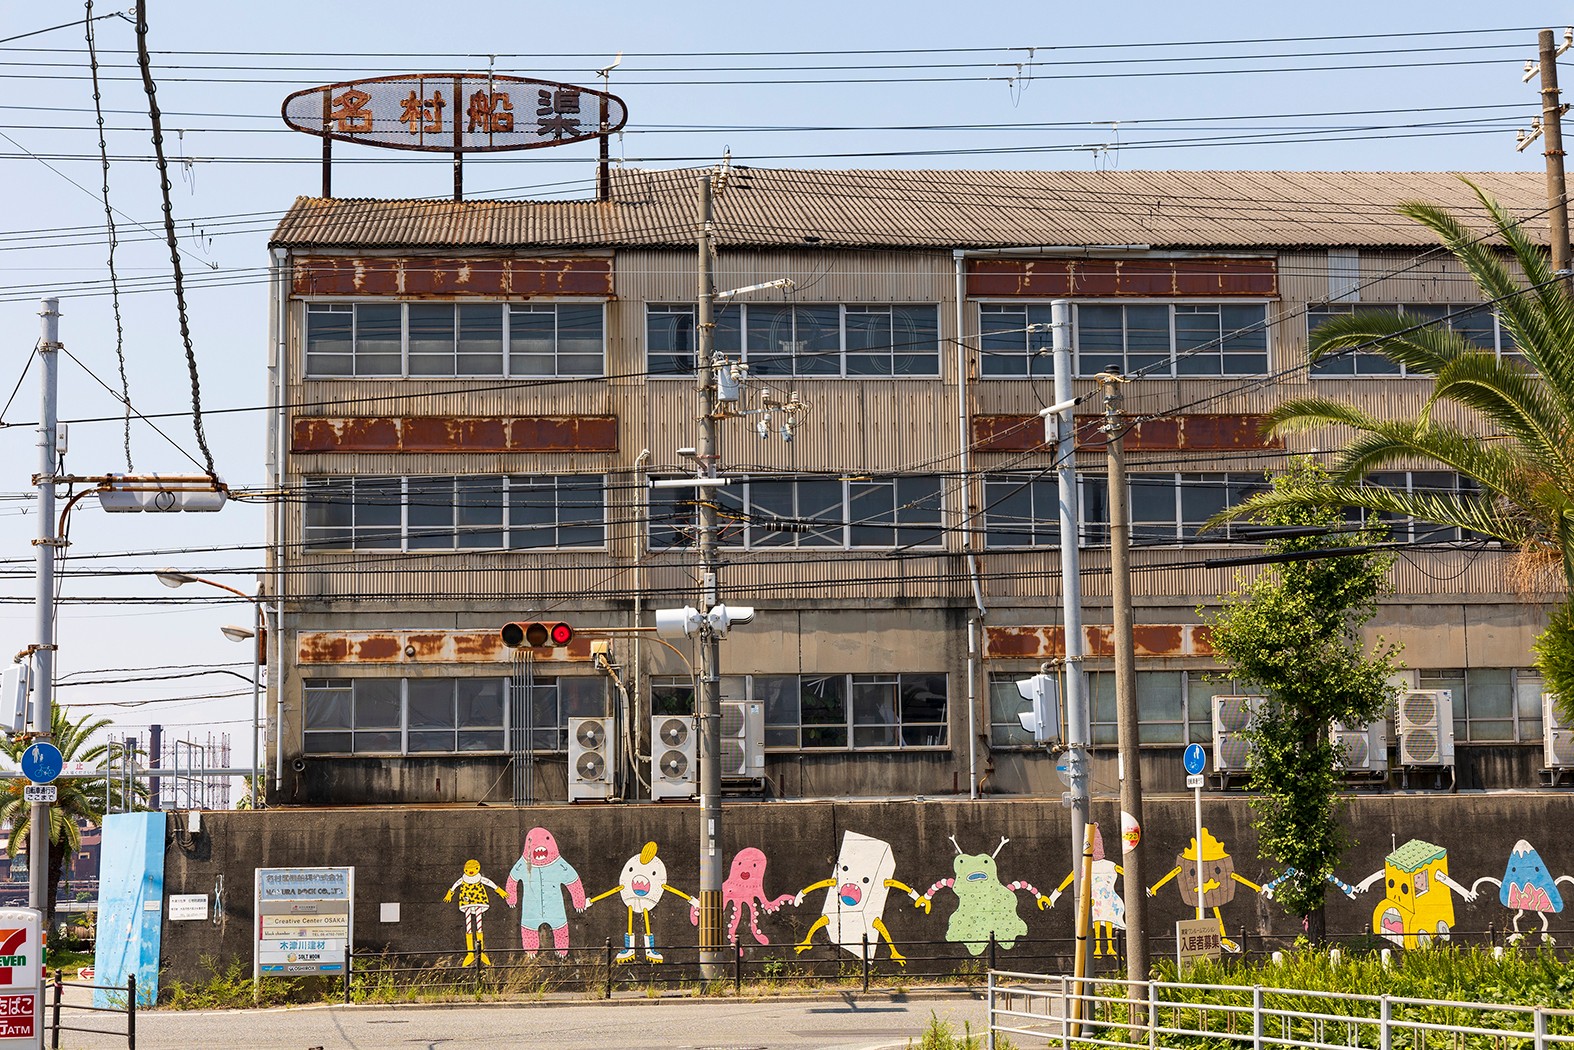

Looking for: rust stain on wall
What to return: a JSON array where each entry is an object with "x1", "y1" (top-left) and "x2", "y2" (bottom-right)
[
  {"x1": 292, "y1": 415, "x2": 619, "y2": 453},
  {"x1": 965, "y1": 257, "x2": 1276, "y2": 298},
  {"x1": 292, "y1": 256, "x2": 613, "y2": 298},
  {"x1": 986, "y1": 624, "x2": 1214, "y2": 660},
  {"x1": 297, "y1": 630, "x2": 591, "y2": 664},
  {"x1": 974, "y1": 413, "x2": 1279, "y2": 453}
]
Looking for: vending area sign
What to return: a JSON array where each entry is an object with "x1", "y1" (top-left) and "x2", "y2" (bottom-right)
[
  {"x1": 282, "y1": 74, "x2": 627, "y2": 153},
  {"x1": 0, "y1": 908, "x2": 41, "y2": 1042}
]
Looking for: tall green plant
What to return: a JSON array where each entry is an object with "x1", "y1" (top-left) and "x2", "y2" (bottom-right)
[{"x1": 1205, "y1": 461, "x2": 1402, "y2": 938}]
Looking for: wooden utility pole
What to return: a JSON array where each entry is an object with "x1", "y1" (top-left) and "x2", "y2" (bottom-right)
[
  {"x1": 1539, "y1": 28, "x2": 1572, "y2": 275},
  {"x1": 1101, "y1": 372, "x2": 1148, "y2": 984}
]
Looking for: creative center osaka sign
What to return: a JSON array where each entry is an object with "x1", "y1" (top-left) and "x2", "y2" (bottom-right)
[{"x1": 282, "y1": 74, "x2": 628, "y2": 153}]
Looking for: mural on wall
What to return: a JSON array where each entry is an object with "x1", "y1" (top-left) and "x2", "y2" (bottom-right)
[
  {"x1": 443, "y1": 858, "x2": 508, "y2": 966},
  {"x1": 1259, "y1": 866, "x2": 1360, "y2": 907},
  {"x1": 505, "y1": 826, "x2": 586, "y2": 958},
  {"x1": 917, "y1": 835, "x2": 1049, "y2": 956},
  {"x1": 721, "y1": 847, "x2": 795, "y2": 956},
  {"x1": 1047, "y1": 824, "x2": 1126, "y2": 956},
  {"x1": 587, "y1": 841, "x2": 696, "y2": 964},
  {"x1": 1468, "y1": 839, "x2": 1574, "y2": 944},
  {"x1": 1355, "y1": 838, "x2": 1477, "y2": 948},
  {"x1": 1147, "y1": 827, "x2": 1261, "y2": 953},
  {"x1": 793, "y1": 831, "x2": 924, "y2": 964}
]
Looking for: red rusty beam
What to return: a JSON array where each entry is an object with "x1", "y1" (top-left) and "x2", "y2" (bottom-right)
[
  {"x1": 986, "y1": 624, "x2": 1215, "y2": 660},
  {"x1": 965, "y1": 257, "x2": 1276, "y2": 298},
  {"x1": 971, "y1": 413, "x2": 1281, "y2": 453},
  {"x1": 297, "y1": 630, "x2": 592, "y2": 664},
  {"x1": 292, "y1": 415, "x2": 619, "y2": 453},
  {"x1": 291, "y1": 256, "x2": 613, "y2": 298}
]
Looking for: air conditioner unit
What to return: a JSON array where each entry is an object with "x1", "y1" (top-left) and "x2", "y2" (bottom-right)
[
  {"x1": 1397, "y1": 689, "x2": 1454, "y2": 767},
  {"x1": 719, "y1": 700, "x2": 765, "y2": 781},
  {"x1": 1212, "y1": 695, "x2": 1264, "y2": 774},
  {"x1": 1545, "y1": 693, "x2": 1574, "y2": 769},
  {"x1": 1332, "y1": 719, "x2": 1388, "y2": 776},
  {"x1": 650, "y1": 713, "x2": 697, "y2": 801},
  {"x1": 567, "y1": 716, "x2": 616, "y2": 802}
]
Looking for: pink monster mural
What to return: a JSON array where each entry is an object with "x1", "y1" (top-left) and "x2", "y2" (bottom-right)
[
  {"x1": 505, "y1": 826, "x2": 586, "y2": 958},
  {"x1": 722, "y1": 847, "x2": 795, "y2": 955}
]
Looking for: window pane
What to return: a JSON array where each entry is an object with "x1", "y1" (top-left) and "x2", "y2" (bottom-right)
[
  {"x1": 980, "y1": 306, "x2": 1029, "y2": 377},
  {"x1": 748, "y1": 481, "x2": 795, "y2": 548},
  {"x1": 456, "y1": 477, "x2": 504, "y2": 549},
  {"x1": 353, "y1": 679, "x2": 401, "y2": 729},
  {"x1": 356, "y1": 303, "x2": 402, "y2": 375},
  {"x1": 795, "y1": 305, "x2": 841, "y2": 376},
  {"x1": 458, "y1": 679, "x2": 505, "y2": 729},
  {"x1": 798, "y1": 480, "x2": 844, "y2": 547},
  {"x1": 901, "y1": 673, "x2": 948, "y2": 724},
  {"x1": 556, "y1": 304, "x2": 605, "y2": 376},
  {"x1": 557, "y1": 477, "x2": 605, "y2": 548},
  {"x1": 896, "y1": 477, "x2": 944, "y2": 547},
  {"x1": 306, "y1": 305, "x2": 353, "y2": 375},
  {"x1": 1077, "y1": 305, "x2": 1123, "y2": 375},
  {"x1": 304, "y1": 681, "x2": 352, "y2": 730},
  {"x1": 845, "y1": 307, "x2": 893, "y2": 376},
  {"x1": 303, "y1": 478, "x2": 353, "y2": 550},
  {"x1": 407, "y1": 477, "x2": 456, "y2": 550},
  {"x1": 457, "y1": 305, "x2": 504, "y2": 375},
  {"x1": 1125, "y1": 305, "x2": 1170, "y2": 374},
  {"x1": 848, "y1": 481, "x2": 895, "y2": 547},
  {"x1": 647, "y1": 306, "x2": 696, "y2": 376},
  {"x1": 1136, "y1": 671, "x2": 1183, "y2": 744},
  {"x1": 985, "y1": 479, "x2": 1034, "y2": 548},
  {"x1": 508, "y1": 307, "x2": 556, "y2": 376},
  {"x1": 407, "y1": 680, "x2": 456, "y2": 731},
  {"x1": 891, "y1": 305, "x2": 940, "y2": 375},
  {"x1": 407, "y1": 303, "x2": 456, "y2": 376},
  {"x1": 355, "y1": 478, "x2": 403, "y2": 549},
  {"x1": 746, "y1": 303, "x2": 795, "y2": 376}
]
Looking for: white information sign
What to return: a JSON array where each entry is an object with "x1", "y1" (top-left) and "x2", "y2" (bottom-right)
[
  {"x1": 254, "y1": 867, "x2": 353, "y2": 976},
  {"x1": 21, "y1": 786, "x2": 54, "y2": 804},
  {"x1": 1185, "y1": 774, "x2": 1204, "y2": 789},
  {"x1": 167, "y1": 894, "x2": 209, "y2": 921},
  {"x1": 1175, "y1": 917, "x2": 1224, "y2": 964},
  {"x1": 0, "y1": 907, "x2": 42, "y2": 1043}
]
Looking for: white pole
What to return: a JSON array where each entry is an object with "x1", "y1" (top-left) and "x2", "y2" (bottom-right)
[
  {"x1": 1193, "y1": 781, "x2": 1205, "y2": 920},
  {"x1": 30, "y1": 299, "x2": 60, "y2": 929}
]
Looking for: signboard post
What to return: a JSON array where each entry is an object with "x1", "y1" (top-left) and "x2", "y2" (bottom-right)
[
  {"x1": 254, "y1": 868, "x2": 353, "y2": 979},
  {"x1": 0, "y1": 907, "x2": 43, "y2": 1047},
  {"x1": 1177, "y1": 743, "x2": 1222, "y2": 964},
  {"x1": 1175, "y1": 916, "x2": 1223, "y2": 965}
]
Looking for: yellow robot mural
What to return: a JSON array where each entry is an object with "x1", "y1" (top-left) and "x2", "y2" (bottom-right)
[
  {"x1": 1147, "y1": 827, "x2": 1260, "y2": 953},
  {"x1": 1355, "y1": 838, "x2": 1477, "y2": 948}
]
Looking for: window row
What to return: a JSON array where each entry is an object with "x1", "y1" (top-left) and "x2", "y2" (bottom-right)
[
  {"x1": 305, "y1": 301, "x2": 604, "y2": 378},
  {"x1": 1308, "y1": 303, "x2": 1523, "y2": 377},
  {"x1": 303, "y1": 675, "x2": 604, "y2": 754},
  {"x1": 302, "y1": 475, "x2": 606, "y2": 551},
  {"x1": 648, "y1": 303, "x2": 940, "y2": 378},
  {"x1": 983, "y1": 473, "x2": 1269, "y2": 547},
  {"x1": 986, "y1": 667, "x2": 1544, "y2": 749},
  {"x1": 650, "y1": 475, "x2": 945, "y2": 550},
  {"x1": 652, "y1": 673, "x2": 950, "y2": 750},
  {"x1": 980, "y1": 302, "x2": 1270, "y2": 378}
]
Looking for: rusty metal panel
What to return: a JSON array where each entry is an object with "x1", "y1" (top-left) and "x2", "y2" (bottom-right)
[
  {"x1": 292, "y1": 256, "x2": 613, "y2": 298},
  {"x1": 971, "y1": 414, "x2": 1048, "y2": 452},
  {"x1": 967, "y1": 257, "x2": 1276, "y2": 298},
  {"x1": 974, "y1": 413, "x2": 1279, "y2": 452},
  {"x1": 985, "y1": 624, "x2": 1215, "y2": 660},
  {"x1": 297, "y1": 629, "x2": 592, "y2": 665},
  {"x1": 291, "y1": 416, "x2": 619, "y2": 453}
]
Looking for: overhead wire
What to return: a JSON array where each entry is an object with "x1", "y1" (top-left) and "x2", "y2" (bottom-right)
[{"x1": 85, "y1": 0, "x2": 133, "y2": 470}]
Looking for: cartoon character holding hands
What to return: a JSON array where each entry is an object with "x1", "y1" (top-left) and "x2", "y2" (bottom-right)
[
  {"x1": 506, "y1": 826, "x2": 586, "y2": 958},
  {"x1": 587, "y1": 841, "x2": 697, "y2": 964},
  {"x1": 444, "y1": 858, "x2": 508, "y2": 966}
]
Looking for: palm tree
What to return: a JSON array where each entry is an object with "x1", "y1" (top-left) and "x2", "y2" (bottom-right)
[
  {"x1": 1212, "y1": 180, "x2": 1574, "y2": 705},
  {"x1": 2, "y1": 707, "x2": 146, "y2": 931}
]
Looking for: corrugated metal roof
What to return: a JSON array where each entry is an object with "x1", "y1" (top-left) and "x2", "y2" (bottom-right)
[{"x1": 269, "y1": 167, "x2": 1548, "y2": 252}]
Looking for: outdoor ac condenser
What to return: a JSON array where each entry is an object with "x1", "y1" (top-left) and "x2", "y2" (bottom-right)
[
  {"x1": 1544, "y1": 693, "x2": 1574, "y2": 769},
  {"x1": 1211, "y1": 695, "x2": 1264, "y2": 774},
  {"x1": 1332, "y1": 718, "x2": 1389, "y2": 776},
  {"x1": 650, "y1": 713, "x2": 698, "y2": 801},
  {"x1": 719, "y1": 700, "x2": 765, "y2": 781},
  {"x1": 1396, "y1": 689, "x2": 1455, "y2": 767},
  {"x1": 567, "y1": 716, "x2": 616, "y2": 802}
]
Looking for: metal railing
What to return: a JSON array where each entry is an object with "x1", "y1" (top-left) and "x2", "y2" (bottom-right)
[
  {"x1": 48, "y1": 969, "x2": 135, "y2": 1049},
  {"x1": 986, "y1": 970, "x2": 1574, "y2": 1050}
]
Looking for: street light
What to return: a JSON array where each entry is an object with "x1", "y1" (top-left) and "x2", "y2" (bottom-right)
[{"x1": 156, "y1": 570, "x2": 267, "y2": 807}]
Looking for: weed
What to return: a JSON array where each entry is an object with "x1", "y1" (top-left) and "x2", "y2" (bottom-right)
[
  {"x1": 908, "y1": 1011, "x2": 1014, "y2": 1049},
  {"x1": 164, "y1": 956, "x2": 302, "y2": 1009}
]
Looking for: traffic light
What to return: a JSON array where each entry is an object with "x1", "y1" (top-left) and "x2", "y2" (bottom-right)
[
  {"x1": 501, "y1": 621, "x2": 574, "y2": 649},
  {"x1": 1015, "y1": 673, "x2": 1060, "y2": 744}
]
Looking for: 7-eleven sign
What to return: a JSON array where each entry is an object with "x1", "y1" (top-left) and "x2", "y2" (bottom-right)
[
  {"x1": 0, "y1": 930, "x2": 26, "y2": 987},
  {"x1": 0, "y1": 909, "x2": 40, "y2": 1044}
]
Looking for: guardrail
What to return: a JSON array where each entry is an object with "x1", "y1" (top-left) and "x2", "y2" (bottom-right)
[
  {"x1": 986, "y1": 970, "x2": 1574, "y2": 1050},
  {"x1": 47, "y1": 969, "x2": 135, "y2": 1049}
]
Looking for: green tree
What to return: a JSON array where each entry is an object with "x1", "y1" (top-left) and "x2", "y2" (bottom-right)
[
  {"x1": 2, "y1": 707, "x2": 146, "y2": 931},
  {"x1": 1214, "y1": 182, "x2": 1574, "y2": 714},
  {"x1": 1205, "y1": 461, "x2": 1402, "y2": 939}
]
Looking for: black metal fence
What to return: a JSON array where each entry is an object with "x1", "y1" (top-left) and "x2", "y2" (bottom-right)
[{"x1": 47, "y1": 969, "x2": 135, "y2": 1049}]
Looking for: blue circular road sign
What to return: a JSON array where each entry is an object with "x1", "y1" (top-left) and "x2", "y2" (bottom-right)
[
  {"x1": 1183, "y1": 742, "x2": 1207, "y2": 776},
  {"x1": 21, "y1": 741, "x2": 63, "y2": 785}
]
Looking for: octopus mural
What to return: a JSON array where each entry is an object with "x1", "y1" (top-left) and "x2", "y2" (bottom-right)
[
  {"x1": 918, "y1": 836, "x2": 1049, "y2": 955},
  {"x1": 721, "y1": 847, "x2": 795, "y2": 955}
]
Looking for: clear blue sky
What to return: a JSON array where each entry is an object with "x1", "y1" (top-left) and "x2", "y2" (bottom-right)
[{"x1": 0, "y1": 0, "x2": 1568, "y2": 776}]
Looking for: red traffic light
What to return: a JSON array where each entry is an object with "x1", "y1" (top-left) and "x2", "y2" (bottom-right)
[{"x1": 501, "y1": 621, "x2": 574, "y2": 649}]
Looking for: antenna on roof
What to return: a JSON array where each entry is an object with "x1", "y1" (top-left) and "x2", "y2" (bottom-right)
[
  {"x1": 713, "y1": 147, "x2": 733, "y2": 196},
  {"x1": 596, "y1": 52, "x2": 622, "y2": 202}
]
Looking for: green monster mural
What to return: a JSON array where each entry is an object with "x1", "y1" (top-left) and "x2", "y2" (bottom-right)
[{"x1": 917, "y1": 836, "x2": 1050, "y2": 955}]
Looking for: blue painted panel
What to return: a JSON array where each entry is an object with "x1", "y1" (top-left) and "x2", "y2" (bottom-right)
[{"x1": 92, "y1": 812, "x2": 166, "y2": 1008}]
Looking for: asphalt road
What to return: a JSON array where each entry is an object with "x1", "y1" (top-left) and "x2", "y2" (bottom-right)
[{"x1": 53, "y1": 990, "x2": 989, "y2": 1050}]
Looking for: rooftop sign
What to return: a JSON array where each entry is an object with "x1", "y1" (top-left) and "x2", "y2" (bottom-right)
[{"x1": 282, "y1": 74, "x2": 628, "y2": 153}]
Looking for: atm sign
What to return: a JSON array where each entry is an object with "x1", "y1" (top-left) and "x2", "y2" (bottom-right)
[{"x1": 0, "y1": 994, "x2": 33, "y2": 1036}]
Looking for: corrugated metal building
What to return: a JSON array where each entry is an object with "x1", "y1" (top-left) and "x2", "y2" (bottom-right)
[{"x1": 263, "y1": 167, "x2": 1561, "y2": 805}]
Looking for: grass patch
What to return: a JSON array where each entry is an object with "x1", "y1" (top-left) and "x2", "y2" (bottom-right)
[{"x1": 909, "y1": 1011, "x2": 1014, "y2": 1049}]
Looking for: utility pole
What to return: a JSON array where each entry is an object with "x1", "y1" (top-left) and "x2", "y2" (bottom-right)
[
  {"x1": 30, "y1": 299, "x2": 60, "y2": 919},
  {"x1": 694, "y1": 173, "x2": 724, "y2": 978},
  {"x1": 1539, "y1": 29, "x2": 1572, "y2": 276},
  {"x1": 1100, "y1": 371, "x2": 1147, "y2": 982},
  {"x1": 1047, "y1": 302, "x2": 1091, "y2": 921}
]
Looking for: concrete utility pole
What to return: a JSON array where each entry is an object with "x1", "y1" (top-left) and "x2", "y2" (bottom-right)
[
  {"x1": 694, "y1": 174, "x2": 724, "y2": 978},
  {"x1": 1048, "y1": 302, "x2": 1091, "y2": 915},
  {"x1": 1539, "y1": 29, "x2": 1572, "y2": 277},
  {"x1": 1100, "y1": 372, "x2": 1148, "y2": 982},
  {"x1": 30, "y1": 299, "x2": 60, "y2": 918}
]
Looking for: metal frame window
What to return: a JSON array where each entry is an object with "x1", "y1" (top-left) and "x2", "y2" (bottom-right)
[
  {"x1": 304, "y1": 676, "x2": 600, "y2": 755},
  {"x1": 304, "y1": 301, "x2": 605, "y2": 378},
  {"x1": 757, "y1": 672, "x2": 949, "y2": 751},
  {"x1": 1345, "y1": 471, "x2": 1477, "y2": 543},
  {"x1": 303, "y1": 474, "x2": 607, "y2": 551},
  {"x1": 987, "y1": 669, "x2": 1233, "y2": 750},
  {"x1": 1417, "y1": 667, "x2": 1543, "y2": 744},
  {"x1": 649, "y1": 475, "x2": 944, "y2": 550},
  {"x1": 983, "y1": 473, "x2": 1265, "y2": 548},
  {"x1": 978, "y1": 301, "x2": 1270, "y2": 378},
  {"x1": 982, "y1": 476, "x2": 1063, "y2": 548},
  {"x1": 1308, "y1": 303, "x2": 1518, "y2": 377},
  {"x1": 645, "y1": 303, "x2": 940, "y2": 378}
]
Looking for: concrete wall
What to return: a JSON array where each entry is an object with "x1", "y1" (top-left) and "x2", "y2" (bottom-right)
[{"x1": 158, "y1": 790, "x2": 1574, "y2": 985}]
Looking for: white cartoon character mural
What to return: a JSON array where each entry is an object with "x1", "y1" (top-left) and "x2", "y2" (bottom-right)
[
  {"x1": 587, "y1": 841, "x2": 697, "y2": 963},
  {"x1": 917, "y1": 835, "x2": 1050, "y2": 956},
  {"x1": 1355, "y1": 838, "x2": 1477, "y2": 948},
  {"x1": 1047, "y1": 824, "x2": 1126, "y2": 956},
  {"x1": 505, "y1": 826, "x2": 587, "y2": 958},
  {"x1": 1468, "y1": 839, "x2": 1574, "y2": 944},
  {"x1": 443, "y1": 858, "x2": 508, "y2": 966},
  {"x1": 793, "y1": 831, "x2": 925, "y2": 964}
]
